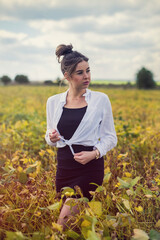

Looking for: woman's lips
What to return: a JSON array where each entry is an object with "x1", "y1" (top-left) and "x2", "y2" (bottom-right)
[{"x1": 83, "y1": 81, "x2": 89, "y2": 85}]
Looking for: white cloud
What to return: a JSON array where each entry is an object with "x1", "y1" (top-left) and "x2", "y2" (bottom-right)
[
  {"x1": 0, "y1": 0, "x2": 160, "y2": 81},
  {"x1": 0, "y1": 0, "x2": 59, "y2": 8},
  {"x1": 0, "y1": 30, "x2": 27, "y2": 40},
  {"x1": 0, "y1": 0, "x2": 159, "y2": 21}
]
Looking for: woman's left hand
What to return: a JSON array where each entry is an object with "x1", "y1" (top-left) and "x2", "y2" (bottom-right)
[{"x1": 74, "y1": 151, "x2": 96, "y2": 165}]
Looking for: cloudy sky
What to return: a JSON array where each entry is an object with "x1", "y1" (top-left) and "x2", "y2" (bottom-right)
[{"x1": 0, "y1": 0, "x2": 160, "y2": 82}]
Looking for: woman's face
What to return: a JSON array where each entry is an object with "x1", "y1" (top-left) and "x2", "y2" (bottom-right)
[{"x1": 67, "y1": 61, "x2": 91, "y2": 90}]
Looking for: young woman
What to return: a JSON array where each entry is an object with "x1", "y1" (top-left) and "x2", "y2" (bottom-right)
[{"x1": 45, "y1": 44, "x2": 117, "y2": 229}]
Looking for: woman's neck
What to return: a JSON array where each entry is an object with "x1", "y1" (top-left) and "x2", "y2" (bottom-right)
[{"x1": 68, "y1": 88, "x2": 86, "y2": 100}]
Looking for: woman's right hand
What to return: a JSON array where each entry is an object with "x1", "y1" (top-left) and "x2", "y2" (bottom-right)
[{"x1": 49, "y1": 129, "x2": 60, "y2": 143}]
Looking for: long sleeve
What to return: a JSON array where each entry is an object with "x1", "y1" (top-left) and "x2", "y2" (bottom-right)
[
  {"x1": 94, "y1": 95, "x2": 117, "y2": 158},
  {"x1": 45, "y1": 99, "x2": 56, "y2": 146}
]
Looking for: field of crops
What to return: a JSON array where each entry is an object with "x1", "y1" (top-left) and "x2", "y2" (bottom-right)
[{"x1": 0, "y1": 85, "x2": 160, "y2": 240}]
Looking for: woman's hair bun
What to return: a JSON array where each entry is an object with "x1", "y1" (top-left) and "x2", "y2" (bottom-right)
[{"x1": 55, "y1": 44, "x2": 73, "y2": 62}]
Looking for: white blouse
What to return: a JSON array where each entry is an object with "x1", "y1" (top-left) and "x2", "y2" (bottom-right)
[{"x1": 45, "y1": 88, "x2": 117, "y2": 158}]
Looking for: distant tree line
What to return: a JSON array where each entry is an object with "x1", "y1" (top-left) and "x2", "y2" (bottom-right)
[
  {"x1": 0, "y1": 75, "x2": 64, "y2": 86},
  {"x1": 136, "y1": 67, "x2": 156, "y2": 89},
  {"x1": 0, "y1": 75, "x2": 11, "y2": 85},
  {"x1": 44, "y1": 77, "x2": 66, "y2": 86},
  {"x1": 0, "y1": 75, "x2": 30, "y2": 85},
  {"x1": 0, "y1": 67, "x2": 158, "y2": 89}
]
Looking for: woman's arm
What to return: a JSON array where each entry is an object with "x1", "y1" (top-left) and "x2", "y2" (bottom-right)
[
  {"x1": 45, "y1": 99, "x2": 59, "y2": 146},
  {"x1": 74, "y1": 94, "x2": 117, "y2": 164},
  {"x1": 94, "y1": 95, "x2": 117, "y2": 158}
]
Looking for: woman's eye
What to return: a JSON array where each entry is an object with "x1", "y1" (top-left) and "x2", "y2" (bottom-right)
[
  {"x1": 87, "y1": 69, "x2": 90, "y2": 73},
  {"x1": 77, "y1": 72, "x2": 83, "y2": 75}
]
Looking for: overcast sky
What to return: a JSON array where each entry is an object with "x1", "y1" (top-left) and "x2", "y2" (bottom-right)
[{"x1": 0, "y1": 0, "x2": 160, "y2": 82}]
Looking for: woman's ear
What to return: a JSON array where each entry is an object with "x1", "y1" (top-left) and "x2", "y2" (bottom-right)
[{"x1": 64, "y1": 72, "x2": 70, "y2": 81}]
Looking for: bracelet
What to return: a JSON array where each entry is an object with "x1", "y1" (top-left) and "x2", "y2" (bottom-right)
[{"x1": 95, "y1": 149, "x2": 100, "y2": 159}]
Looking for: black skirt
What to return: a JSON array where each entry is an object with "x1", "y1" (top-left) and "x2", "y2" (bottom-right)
[{"x1": 56, "y1": 145, "x2": 104, "y2": 201}]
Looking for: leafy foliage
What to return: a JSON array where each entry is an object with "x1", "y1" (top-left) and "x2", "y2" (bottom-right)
[
  {"x1": 14, "y1": 75, "x2": 30, "y2": 84},
  {"x1": 0, "y1": 75, "x2": 12, "y2": 85},
  {"x1": 136, "y1": 67, "x2": 156, "y2": 89},
  {"x1": 44, "y1": 80, "x2": 54, "y2": 85},
  {"x1": 0, "y1": 86, "x2": 160, "y2": 239}
]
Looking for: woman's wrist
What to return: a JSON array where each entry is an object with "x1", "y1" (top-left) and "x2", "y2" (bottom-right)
[{"x1": 94, "y1": 148, "x2": 100, "y2": 159}]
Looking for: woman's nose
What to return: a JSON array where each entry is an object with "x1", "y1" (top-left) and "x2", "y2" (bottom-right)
[{"x1": 84, "y1": 72, "x2": 89, "y2": 78}]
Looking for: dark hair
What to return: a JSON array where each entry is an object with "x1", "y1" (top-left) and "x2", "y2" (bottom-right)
[{"x1": 55, "y1": 44, "x2": 89, "y2": 76}]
